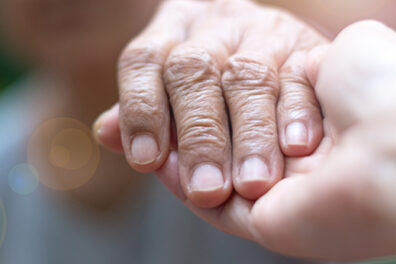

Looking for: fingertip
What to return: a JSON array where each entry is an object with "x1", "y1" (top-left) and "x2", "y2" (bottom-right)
[
  {"x1": 156, "y1": 151, "x2": 232, "y2": 208},
  {"x1": 130, "y1": 134, "x2": 160, "y2": 165},
  {"x1": 285, "y1": 121, "x2": 308, "y2": 147},
  {"x1": 119, "y1": 97, "x2": 171, "y2": 174},
  {"x1": 120, "y1": 130, "x2": 171, "y2": 174},
  {"x1": 280, "y1": 119, "x2": 323, "y2": 157},
  {"x1": 123, "y1": 127, "x2": 171, "y2": 173},
  {"x1": 305, "y1": 44, "x2": 330, "y2": 87},
  {"x1": 234, "y1": 157, "x2": 275, "y2": 200},
  {"x1": 188, "y1": 185, "x2": 232, "y2": 209},
  {"x1": 187, "y1": 164, "x2": 232, "y2": 208},
  {"x1": 93, "y1": 104, "x2": 124, "y2": 153},
  {"x1": 235, "y1": 180, "x2": 272, "y2": 201}
]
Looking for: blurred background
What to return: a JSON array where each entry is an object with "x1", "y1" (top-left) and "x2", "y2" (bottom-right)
[{"x1": 0, "y1": 39, "x2": 24, "y2": 94}]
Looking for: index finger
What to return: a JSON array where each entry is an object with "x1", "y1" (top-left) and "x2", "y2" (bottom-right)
[{"x1": 118, "y1": 1, "x2": 207, "y2": 172}]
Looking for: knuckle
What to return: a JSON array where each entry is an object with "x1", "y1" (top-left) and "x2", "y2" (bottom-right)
[
  {"x1": 178, "y1": 115, "x2": 228, "y2": 155},
  {"x1": 279, "y1": 85, "x2": 320, "y2": 118},
  {"x1": 280, "y1": 91, "x2": 320, "y2": 115},
  {"x1": 120, "y1": 89, "x2": 162, "y2": 118},
  {"x1": 236, "y1": 116, "x2": 278, "y2": 144},
  {"x1": 118, "y1": 45, "x2": 166, "y2": 125},
  {"x1": 278, "y1": 52, "x2": 321, "y2": 117},
  {"x1": 120, "y1": 98, "x2": 164, "y2": 132},
  {"x1": 164, "y1": 47, "x2": 221, "y2": 93},
  {"x1": 119, "y1": 45, "x2": 163, "y2": 122},
  {"x1": 118, "y1": 45, "x2": 163, "y2": 80},
  {"x1": 280, "y1": 62, "x2": 307, "y2": 85},
  {"x1": 222, "y1": 55, "x2": 279, "y2": 98}
]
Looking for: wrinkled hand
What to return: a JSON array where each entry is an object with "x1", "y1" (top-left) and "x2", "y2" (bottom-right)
[
  {"x1": 94, "y1": 0, "x2": 327, "y2": 208},
  {"x1": 155, "y1": 21, "x2": 396, "y2": 261}
]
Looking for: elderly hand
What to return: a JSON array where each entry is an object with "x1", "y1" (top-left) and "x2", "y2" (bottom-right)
[
  {"x1": 155, "y1": 21, "x2": 396, "y2": 261},
  {"x1": 94, "y1": 0, "x2": 328, "y2": 208}
]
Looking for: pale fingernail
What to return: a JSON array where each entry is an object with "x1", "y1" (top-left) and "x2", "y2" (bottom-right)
[
  {"x1": 286, "y1": 122, "x2": 308, "y2": 147},
  {"x1": 240, "y1": 157, "x2": 269, "y2": 183},
  {"x1": 191, "y1": 164, "x2": 224, "y2": 192},
  {"x1": 131, "y1": 134, "x2": 159, "y2": 165}
]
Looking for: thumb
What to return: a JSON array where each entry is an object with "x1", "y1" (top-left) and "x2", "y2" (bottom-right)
[{"x1": 93, "y1": 104, "x2": 124, "y2": 153}]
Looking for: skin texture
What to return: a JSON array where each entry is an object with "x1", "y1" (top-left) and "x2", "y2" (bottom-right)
[
  {"x1": 161, "y1": 21, "x2": 396, "y2": 261},
  {"x1": 96, "y1": 0, "x2": 328, "y2": 208},
  {"x1": 96, "y1": 20, "x2": 396, "y2": 261}
]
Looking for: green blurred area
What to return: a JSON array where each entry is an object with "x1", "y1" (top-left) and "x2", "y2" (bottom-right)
[
  {"x1": 360, "y1": 259, "x2": 396, "y2": 264},
  {"x1": 0, "y1": 40, "x2": 25, "y2": 94}
]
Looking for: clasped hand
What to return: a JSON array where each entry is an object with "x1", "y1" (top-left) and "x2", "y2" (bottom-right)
[{"x1": 94, "y1": 0, "x2": 396, "y2": 261}]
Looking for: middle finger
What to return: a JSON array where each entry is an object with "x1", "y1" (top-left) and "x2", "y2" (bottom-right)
[{"x1": 164, "y1": 19, "x2": 239, "y2": 208}]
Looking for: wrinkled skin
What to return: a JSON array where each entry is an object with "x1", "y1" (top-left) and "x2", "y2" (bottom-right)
[
  {"x1": 95, "y1": 0, "x2": 328, "y2": 208},
  {"x1": 159, "y1": 21, "x2": 396, "y2": 261},
  {"x1": 96, "y1": 20, "x2": 396, "y2": 261}
]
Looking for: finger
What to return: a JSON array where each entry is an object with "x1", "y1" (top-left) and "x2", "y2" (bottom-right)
[
  {"x1": 256, "y1": 23, "x2": 396, "y2": 260},
  {"x1": 250, "y1": 139, "x2": 396, "y2": 261},
  {"x1": 163, "y1": 22, "x2": 237, "y2": 208},
  {"x1": 93, "y1": 104, "x2": 123, "y2": 153},
  {"x1": 155, "y1": 151, "x2": 256, "y2": 241},
  {"x1": 305, "y1": 45, "x2": 330, "y2": 87},
  {"x1": 157, "y1": 131, "x2": 396, "y2": 261},
  {"x1": 118, "y1": 1, "x2": 206, "y2": 173},
  {"x1": 251, "y1": 175, "x2": 336, "y2": 260},
  {"x1": 277, "y1": 51, "x2": 323, "y2": 157},
  {"x1": 222, "y1": 34, "x2": 286, "y2": 201}
]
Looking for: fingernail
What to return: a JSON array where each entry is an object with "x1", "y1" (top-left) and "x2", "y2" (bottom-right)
[
  {"x1": 131, "y1": 134, "x2": 159, "y2": 165},
  {"x1": 240, "y1": 157, "x2": 270, "y2": 183},
  {"x1": 191, "y1": 164, "x2": 224, "y2": 192},
  {"x1": 286, "y1": 122, "x2": 308, "y2": 147}
]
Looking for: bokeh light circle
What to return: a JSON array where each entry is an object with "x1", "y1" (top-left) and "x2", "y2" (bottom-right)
[
  {"x1": 0, "y1": 201, "x2": 6, "y2": 249},
  {"x1": 27, "y1": 118, "x2": 100, "y2": 191},
  {"x1": 50, "y1": 145, "x2": 70, "y2": 168},
  {"x1": 8, "y1": 164, "x2": 39, "y2": 195},
  {"x1": 50, "y1": 128, "x2": 93, "y2": 170}
]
